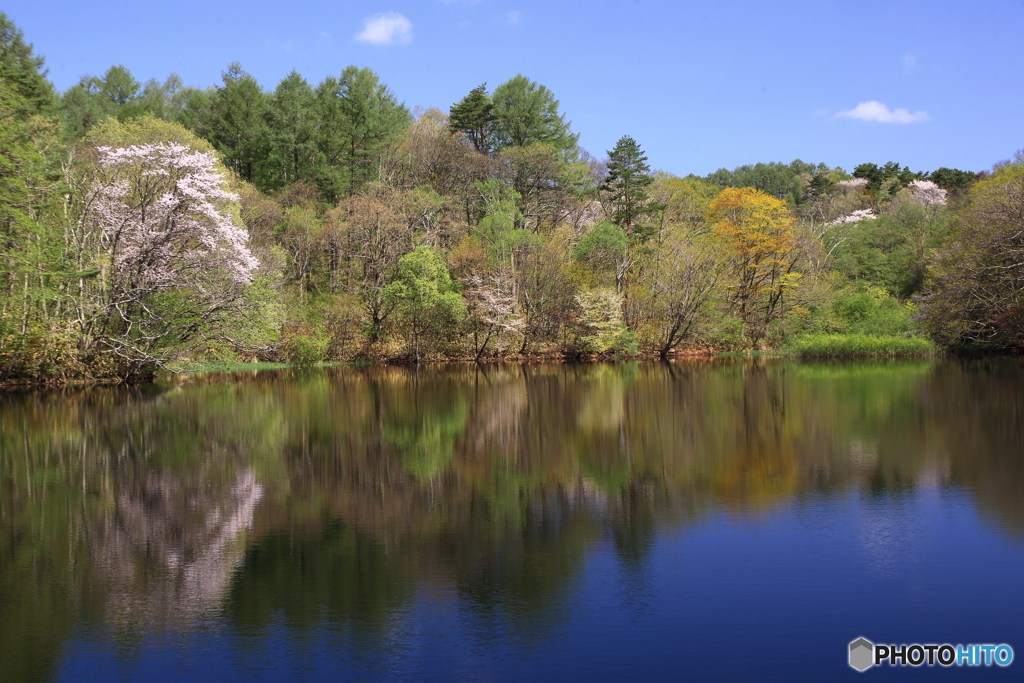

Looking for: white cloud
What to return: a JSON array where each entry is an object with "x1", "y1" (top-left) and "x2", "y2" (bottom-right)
[
  {"x1": 901, "y1": 55, "x2": 918, "y2": 73},
  {"x1": 355, "y1": 12, "x2": 413, "y2": 45},
  {"x1": 835, "y1": 100, "x2": 929, "y2": 124},
  {"x1": 502, "y1": 10, "x2": 523, "y2": 26}
]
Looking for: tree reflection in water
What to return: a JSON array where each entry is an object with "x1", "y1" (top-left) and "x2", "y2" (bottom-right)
[{"x1": 2, "y1": 358, "x2": 1023, "y2": 680}]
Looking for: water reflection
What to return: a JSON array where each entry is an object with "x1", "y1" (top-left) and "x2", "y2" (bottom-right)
[{"x1": 2, "y1": 358, "x2": 1023, "y2": 681}]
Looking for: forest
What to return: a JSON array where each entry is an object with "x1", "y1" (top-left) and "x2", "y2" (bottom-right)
[{"x1": 2, "y1": 13, "x2": 1022, "y2": 383}]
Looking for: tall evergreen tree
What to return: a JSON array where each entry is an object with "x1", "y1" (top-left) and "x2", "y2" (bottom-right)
[
  {"x1": 0, "y1": 13, "x2": 55, "y2": 110},
  {"x1": 209, "y1": 63, "x2": 270, "y2": 185},
  {"x1": 266, "y1": 71, "x2": 317, "y2": 190},
  {"x1": 314, "y1": 66, "x2": 410, "y2": 201},
  {"x1": 449, "y1": 83, "x2": 494, "y2": 154},
  {"x1": 602, "y1": 135, "x2": 661, "y2": 240}
]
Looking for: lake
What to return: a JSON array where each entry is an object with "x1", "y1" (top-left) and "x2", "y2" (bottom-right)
[{"x1": 1, "y1": 359, "x2": 1022, "y2": 681}]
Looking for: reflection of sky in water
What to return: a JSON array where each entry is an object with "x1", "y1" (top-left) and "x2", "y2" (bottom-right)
[
  {"x1": 52, "y1": 484, "x2": 1024, "y2": 683},
  {"x1": 5, "y1": 359, "x2": 1022, "y2": 682}
]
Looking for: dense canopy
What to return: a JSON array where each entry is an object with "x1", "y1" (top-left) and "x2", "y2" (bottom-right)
[{"x1": 0, "y1": 13, "x2": 1013, "y2": 384}]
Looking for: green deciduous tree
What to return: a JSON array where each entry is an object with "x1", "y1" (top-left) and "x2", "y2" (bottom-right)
[
  {"x1": 922, "y1": 157, "x2": 1024, "y2": 348},
  {"x1": 707, "y1": 159, "x2": 829, "y2": 204},
  {"x1": 490, "y1": 75, "x2": 577, "y2": 152},
  {"x1": 711, "y1": 187, "x2": 804, "y2": 347},
  {"x1": 384, "y1": 245, "x2": 466, "y2": 361},
  {"x1": 574, "y1": 220, "x2": 629, "y2": 291},
  {"x1": 649, "y1": 173, "x2": 718, "y2": 237}
]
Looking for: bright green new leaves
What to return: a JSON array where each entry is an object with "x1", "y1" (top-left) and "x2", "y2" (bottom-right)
[
  {"x1": 712, "y1": 187, "x2": 804, "y2": 347},
  {"x1": 384, "y1": 246, "x2": 467, "y2": 360},
  {"x1": 491, "y1": 75, "x2": 578, "y2": 152},
  {"x1": 574, "y1": 220, "x2": 629, "y2": 290},
  {"x1": 574, "y1": 288, "x2": 638, "y2": 357}
]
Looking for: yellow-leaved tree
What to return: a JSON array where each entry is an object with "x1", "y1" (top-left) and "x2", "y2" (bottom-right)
[{"x1": 711, "y1": 187, "x2": 803, "y2": 347}]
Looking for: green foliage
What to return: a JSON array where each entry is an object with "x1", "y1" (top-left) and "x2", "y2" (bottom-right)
[
  {"x1": 126, "y1": 74, "x2": 186, "y2": 121},
  {"x1": 853, "y1": 161, "x2": 925, "y2": 192},
  {"x1": 384, "y1": 245, "x2": 467, "y2": 359},
  {"x1": 573, "y1": 288, "x2": 637, "y2": 357},
  {"x1": 922, "y1": 158, "x2": 1024, "y2": 348},
  {"x1": 650, "y1": 174, "x2": 718, "y2": 235},
  {"x1": 86, "y1": 113, "x2": 215, "y2": 152},
  {"x1": 207, "y1": 63, "x2": 270, "y2": 184},
  {"x1": 789, "y1": 285, "x2": 917, "y2": 339},
  {"x1": 787, "y1": 333, "x2": 934, "y2": 358},
  {"x1": 574, "y1": 220, "x2": 628, "y2": 261},
  {"x1": 602, "y1": 135, "x2": 661, "y2": 240},
  {"x1": 283, "y1": 331, "x2": 329, "y2": 365},
  {"x1": 449, "y1": 83, "x2": 494, "y2": 154},
  {"x1": 0, "y1": 13, "x2": 56, "y2": 110},
  {"x1": 831, "y1": 288, "x2": 915, "y2": 336},
  {"x1": 0, "y1": 76, "x2": 48, "y2": 242},
  {"x1": 829, "y1": 204, "x2": 950, "y2": 298},
  {"x1": 928, "y1": 167, "x2": 977, "y2": 195},
  {"x1": 265, "y1": 71, "x2": 317, "y2": 190},
  {"x1": 707, "y1": 159, "x2": 829, "y2": 205},
  {"x1": 59, "y1": 65, "x2": 149, "y2": 138},
  {"x1": 573, "y1": 220, "x2": 628, "y2": 281},
  {"x1": 313, "y1": 66, "x2": 411, "y2": 200},
  {"x1": 491, "y1": 75, "x2": 577, "y2": 152}
]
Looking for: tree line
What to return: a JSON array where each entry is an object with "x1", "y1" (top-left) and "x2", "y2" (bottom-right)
[{"x1": 1, "y1": 12, "x2": 1020, "y2": 383}]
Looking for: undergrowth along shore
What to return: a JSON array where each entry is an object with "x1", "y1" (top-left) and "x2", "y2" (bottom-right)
[
  {"x1": 785, "y1": 333, "x2": 935, "y2": 358},
  {"x1": 0, "y1": 335, "x2": 960, "y2": 387}
]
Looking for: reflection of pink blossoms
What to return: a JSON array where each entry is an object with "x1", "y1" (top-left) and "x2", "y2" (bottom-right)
[{"x1": 93, "y1": 143, "x2": 258, "y2": 287}]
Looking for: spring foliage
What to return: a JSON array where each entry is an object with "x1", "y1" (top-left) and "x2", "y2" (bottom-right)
[{"x1": 5, "y1": 11, "x2": 1020, "y2": 382}]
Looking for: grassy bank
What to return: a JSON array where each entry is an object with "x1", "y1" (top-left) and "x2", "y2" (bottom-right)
[{"x1": 787, "y1": 333, "x2": 935, "y2": 358}]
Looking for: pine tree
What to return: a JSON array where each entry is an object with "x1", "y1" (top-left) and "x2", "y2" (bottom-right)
[
  {"x1": 602, "y1": 135, "x2": 661, "y2": 241},
  {"x1": 449, "y1": 83, "x2": 494, "y2": 154},
  {"x1": 0, "y1": 13, "x2": 56, "y2": 110}
]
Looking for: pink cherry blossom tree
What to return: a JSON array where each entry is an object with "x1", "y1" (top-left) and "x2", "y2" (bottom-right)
[{"x1": 75, "y1": 142, "x2": 261, "y2": 377}]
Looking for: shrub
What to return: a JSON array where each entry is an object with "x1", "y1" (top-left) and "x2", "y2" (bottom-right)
[{"x1": 283, "y1": 332, "x2": 329, "y2": 365}]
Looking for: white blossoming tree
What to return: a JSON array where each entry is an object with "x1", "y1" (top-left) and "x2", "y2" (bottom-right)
[
  {"x1": 74, "y1": 142, "x2": 260, "y2": 377},
  {"x1": 908, "y1": 179, "x2": 947, "y2": 207}
]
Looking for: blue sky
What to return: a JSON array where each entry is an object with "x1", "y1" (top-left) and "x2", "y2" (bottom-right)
[{"x1": 5, "y1": 0, "x2": 1021, "y2": 177}]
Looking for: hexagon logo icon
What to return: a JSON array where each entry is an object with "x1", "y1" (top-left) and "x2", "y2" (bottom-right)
[{"x1": 849, "y1": 637, "x2": 874, "y2": 672}]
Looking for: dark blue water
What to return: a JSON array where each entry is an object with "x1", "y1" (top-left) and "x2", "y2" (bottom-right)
[{"x1": 3, "y1": 359, "x2": 1023, "y2": 681}]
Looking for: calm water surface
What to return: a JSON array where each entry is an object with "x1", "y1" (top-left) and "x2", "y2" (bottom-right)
[{"x1": 1, "y1": 359, "x2": 1022, "y2": 681}]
